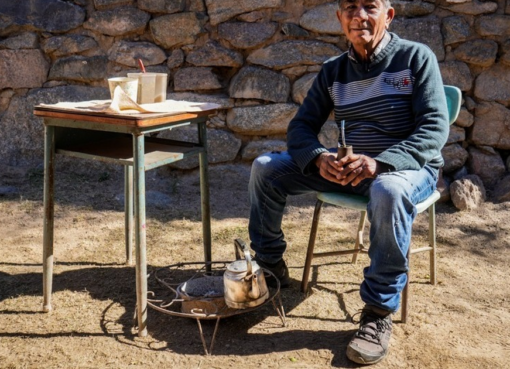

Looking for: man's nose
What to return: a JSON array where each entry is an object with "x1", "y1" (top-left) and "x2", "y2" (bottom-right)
[{"x1": 353, "y1": 7, "x2": 369, "y2": 20}]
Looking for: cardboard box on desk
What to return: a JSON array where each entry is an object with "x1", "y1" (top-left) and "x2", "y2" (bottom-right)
[{"x1": 127, "y1": 73, "x2": 168, "y2": 104}]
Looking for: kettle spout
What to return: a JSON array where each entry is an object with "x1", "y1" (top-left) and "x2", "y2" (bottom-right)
[{"x1": 248, "y1": 274, "x2": 261, "y2": 300}]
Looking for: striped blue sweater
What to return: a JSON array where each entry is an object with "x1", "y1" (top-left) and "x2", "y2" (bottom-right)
[{"x1": 287, "y1": 33, "x2": 449, "y2": 174}]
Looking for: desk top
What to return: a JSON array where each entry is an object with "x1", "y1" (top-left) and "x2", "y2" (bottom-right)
[{"x1": 34, "y1": 99, "x2": 219, "y2": 128}]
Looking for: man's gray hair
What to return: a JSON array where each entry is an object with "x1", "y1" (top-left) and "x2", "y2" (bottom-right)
[{"x1": 337, "y1": 0, "x2": 392, "y2": 9}]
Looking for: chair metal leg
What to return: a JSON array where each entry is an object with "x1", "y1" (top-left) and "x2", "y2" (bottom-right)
[
  {"x1": 401, "y1": 246, "x2": 411, "y2": 323},
  {"x1": 301, "y1": 199, "x2": 324, "y2": 292},
  {"x1": 351, "y1": 210, "x2": 367, "y2": 264},
  {"x1": 401, "y1": 281, "x2": 409, "y2": 323},
  {"x1": 429, "y1": 203, "x2": 437, "y2": 285}
]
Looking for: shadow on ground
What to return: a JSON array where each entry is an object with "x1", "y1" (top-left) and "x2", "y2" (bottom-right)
[{"x1": 0, "y1": 262, "x2": 363, "y2": 367}]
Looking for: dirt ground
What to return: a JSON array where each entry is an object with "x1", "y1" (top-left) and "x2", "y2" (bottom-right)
[{"x1": 1, "y1": 162, "x2": 510, "y2": 368}]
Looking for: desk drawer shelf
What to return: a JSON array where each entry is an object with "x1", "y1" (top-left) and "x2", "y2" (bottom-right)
[{"x1": 56, "y1": 136, "x2": 204, "y2": 170}]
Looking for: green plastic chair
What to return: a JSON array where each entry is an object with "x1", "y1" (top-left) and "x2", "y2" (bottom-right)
[{"x1": 301, "y1": 85, "x2": 462, "y2": 323}]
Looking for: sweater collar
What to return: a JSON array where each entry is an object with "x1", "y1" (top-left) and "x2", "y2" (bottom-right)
[{"x1": 348, "y1": 31, "x2": 392, "y2": 64}]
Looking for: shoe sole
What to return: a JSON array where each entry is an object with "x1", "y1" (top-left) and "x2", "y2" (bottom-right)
[{"x1": 346, "y1": 345, "x2": 388, "y2": 365}]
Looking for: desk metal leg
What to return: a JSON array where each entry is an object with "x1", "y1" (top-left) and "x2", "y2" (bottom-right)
[
  {"x1": 198, "y1": 121, "x2": 212, "y2": 267},
  {"x1": 124, "y1": 166, "x2": 133, "y2": 265},
  {"x1": 42, "y1": 125, "x2": 55, "y2": 313},
  {"x1": 133, "y1": 133, "x2": 148, "y2": 337}
]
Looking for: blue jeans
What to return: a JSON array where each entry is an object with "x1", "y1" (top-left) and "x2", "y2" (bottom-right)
[{"x1": 248, "y1": 151, "x2": 438, "y2": 312}]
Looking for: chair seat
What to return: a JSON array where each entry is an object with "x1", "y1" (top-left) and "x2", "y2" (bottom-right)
[{"x1": 317, "y1": 189, "x2": 440, "y2": 214}]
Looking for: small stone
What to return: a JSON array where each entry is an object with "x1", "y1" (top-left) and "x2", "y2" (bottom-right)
[
  {"x1": 453, "y1": 39, "x2": 498, "y2": 67},
  {"x1": 450, "y1": 175, "x2": 486, "y2": 211},
  {"x1": 42, "y1": 35, "x2": 98, "y2": 58},
  {"x1": 446, "y1": 0, "x2": 498, "y2": 16},
  {"x1": 0, "y1": 0, "x2": 85, "y2": 34},
  {"x1": 227, "y1": 104, "x2": 299, "y2": 135},
  {"x1": 108, "y1": 41, "x2": 166, "y2": 67},
  {"x1": 464, "y1": 96, "x2": 477, "y2": 112},
  {"x1": 455, "y1": 108, "x2": 474, "y2": 128},
  {"x1": 452, "y1": 166, "x2": 468, "y2": 180},
  {"x1": 391, "y1": 16, "x2": 445, "y2": 61},
  {"x1": 241, "y1": 140, "x2": 287, "y2": 161},
  {"x1": 247, "y1": 40, "x2": 341, "y2": 70},
  {"x1": 470, "y1": 102, "x2": 510, "y2": 150},
  {"x1": 437, "y1": 170, "x2": 451, "y2": 202},
  {"x1": 282, "y1": 66, "x2": 308, "y2": 79},
  {"x1": 439, "y1": 61, "x2": 472, "y2": 91},
  {"x1": 48, "y1": 55, "x2": 108, "y2": 83},
  {"x1": 137, "y1": 0, "x2": 185, "y2": 13},
  {"x1": 167, "y1": 49, "x2": 184, "y2": 69},
  {"x1": 474, "y1": 64, "x2": 510, "y2": 106},
  {"x1": 218, "y1": 22, "x2": 278, "y2": 49},
  {"x1": 229, "y1": 66, "x2": 290, "y2": 103},
  {"x1": 281, "y1": 23, "x2": 310, "y2": 37},
  {"x1": 0, "y1": 32, "x2": 39, "y2": 49},
  {"x1": 186, "y1": 40, "x2": 243, "y2": 68},
  {"x1": 173, "y1": 67, "x2": 222, "y2": 91},
  {"x1": 83, "y1": 7, "x2": 150, "y2": 36},
  {"x1": 447, "y1": 125, "x2": 465, "y2": 144},
  {"x1": 159, "y1": 126, "x2": 241, "y2": 169},
  {"x1": 150, "y1": 13, "x2": 202, "y2": 49},
  {"x1": 442, "y1": 143, "x2": 469, "y2": 173},
  {"x1": 319, "y1": 120, "x2": 339, "y2": 149},
  {"x1": 467, "y1": 146, "x2": 506, "y2": 188},
  {"x1": 475, "y1": 15, "x2": 510, "y2": 37},
  {"x1": 502, "y1": 40, "x2": 510, "y2": 67},
  {"x1": 94, "y1": 0, "x2": 133, "y2": 10},
  {"x1": 239, "y1": 10, "x2": 269, "y2": 22},
  {"x1": 292, "y1": 73, "x2": 317, "y2": 104},
  {"x1": 0, "y1": 50, "x2": 49, "y2": 89},
  {"x1": 299, "y1": 3, "x2": 343, "y2": 35},
  {"x1": 441, "y1": 16, "x2": 471, "y2": 46},
  {"x1": 492, "y1": 175, "x2": 510, "y2": 203},
  {"x1": 204, "y1": 0, "x2": 283, "y2": 26},
  {"x1": 391, "y1": 0, "x2": 435, "y2": 17}
]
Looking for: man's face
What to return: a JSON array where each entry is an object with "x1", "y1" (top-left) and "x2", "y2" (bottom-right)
[{"x1": 337, "y1": 0, "x2": 394, "y2": 57}]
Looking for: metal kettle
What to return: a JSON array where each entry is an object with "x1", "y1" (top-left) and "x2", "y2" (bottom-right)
[{"x1": 223, "y1": 239, "x2": 269, "y2": 309}]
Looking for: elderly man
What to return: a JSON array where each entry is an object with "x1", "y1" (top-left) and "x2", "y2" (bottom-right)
[{"x1": 247, "y1": 0, "x2": 448, "y2": 364}]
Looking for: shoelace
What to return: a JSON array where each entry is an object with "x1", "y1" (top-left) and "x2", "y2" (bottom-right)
[{"x1": 352, "y1": 308, "x2": 391, "y2": 344}]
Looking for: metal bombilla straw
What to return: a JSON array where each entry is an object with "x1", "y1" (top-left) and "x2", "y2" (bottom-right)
[
  {"x1": 341, "y1": 120, "x2": 347, "y2": 148},
  {"x1": 337, "y1": 119, "x2": 353, "y2": 159}
]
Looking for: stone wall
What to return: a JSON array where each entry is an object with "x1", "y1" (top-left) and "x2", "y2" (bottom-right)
[{"x1": 1, "y1": 0, "x2": 510, "y2": 196}]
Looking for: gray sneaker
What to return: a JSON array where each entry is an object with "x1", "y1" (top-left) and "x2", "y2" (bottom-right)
[
  {"x1": 253, "y1": 256, "x2": 291, "y2": 288},
  {"x1": 346, "y1": 305, "x2": 392, "y2": 365}
]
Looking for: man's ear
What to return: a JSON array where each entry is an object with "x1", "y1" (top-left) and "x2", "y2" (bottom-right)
[
  {"x1": 385, "y1": 7, "x2": 395, "y2": 29},
  {"x1": 336, "y1": 10, "x2": 344, "y2": 32}
]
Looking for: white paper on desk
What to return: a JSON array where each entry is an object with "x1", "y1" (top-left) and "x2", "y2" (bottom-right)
[{"x1": 39, "y1": 86, "x2": 220, "y2": 115}]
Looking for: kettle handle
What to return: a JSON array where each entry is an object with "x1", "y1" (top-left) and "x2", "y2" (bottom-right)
[{"x1": 234, "y1": 238, "x2": 253, "y2": 276}]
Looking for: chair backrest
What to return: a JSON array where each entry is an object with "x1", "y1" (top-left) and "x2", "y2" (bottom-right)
[{"x1": 444, "y1": 85, "x2": 462, "y2": 125}]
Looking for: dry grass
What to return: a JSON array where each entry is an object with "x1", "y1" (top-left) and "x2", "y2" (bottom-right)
[{"x1": 1, "y1": 163, "x2": 509, "y2": 368}]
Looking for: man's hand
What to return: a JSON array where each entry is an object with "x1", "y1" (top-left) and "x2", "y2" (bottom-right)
[
  {"x1": 315, "y1": 152, "x2": 344, "y2": 184},
  {"x1": 315, "y1": 153, "x2": 384, "y2": 187}
]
